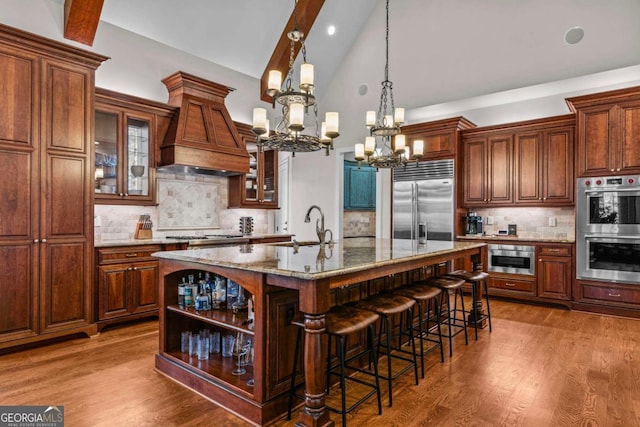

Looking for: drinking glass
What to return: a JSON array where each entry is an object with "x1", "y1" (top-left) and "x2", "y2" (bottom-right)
[
  {"x1": 180, "y1": 331, "x2": 191, "y2": 353},
  {"x1": 232, "y1": 332, "x2": 249, "y2": 375},
  {"x1": 221, "y1": 333, "x2": 235, "y2": 358},
  {"x1": 209, "y1": 331, "x2": 221, "y2": 354}
]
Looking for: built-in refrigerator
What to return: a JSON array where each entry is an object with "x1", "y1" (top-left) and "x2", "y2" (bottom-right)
[{"x1": 392, "y1": 159, "x2": 454, "y2": 241}]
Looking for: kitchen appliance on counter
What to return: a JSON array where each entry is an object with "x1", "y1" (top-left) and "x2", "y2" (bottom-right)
[
  {"x1": 166, "y1": 234, "x2": 250, "y2": 248},
  {"x1": 576, "y1": 175, "x2": 640, "y2": 283},
  {"x1": 465, "y1": 211, "x2": 483, "y2": 236},
  {"x1": 392, "y1": 159, "x2": 454, "y2": 242},
  {"x1": 488, "y1": 243, "x2": 535, "y2": 275}
]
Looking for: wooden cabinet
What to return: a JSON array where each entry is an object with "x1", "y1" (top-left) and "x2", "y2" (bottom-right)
[
  {"x1": 567, "y1": 86, "x2": 640, "y2": 177},
  {"x1": 484, "y1": 241, "x2": 573, "y2": 307},
  {"x1": 514, "y1": 125, "x2": 574, "y2": 205},
  {"x1": 94, "y1": 88, "x2": 176, "y2": 205},
  {"x1": 462, "y1": 133, "x2": 513, "y2": 205},
  {"x1": 95, "y1": 245, "x2": 161, "y2": 331},
  {"x1": 462, "y1": 115, "x2": 575, "y2": 207},
  {"x1": 229, "y1": 122, "x2": 279, "y2": 209},
  {"x1": 344, "y1": 160, "x2": 376, "y2": 210},
  {"x1": 0, "y1": 24, "x2": 107, "y2": 350},
  {"x1": 573, "y1": 279, "x2": 640, "y2": 319},
  {"x1": 402, "y1": 116, "x2": 476, "y2": 160},
  {"x1": 536, "y1": 244, "x2": 572, "y2": 300}
]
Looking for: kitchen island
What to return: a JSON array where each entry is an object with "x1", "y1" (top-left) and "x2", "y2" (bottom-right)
[{"x1": 153, "y1": 238, "x2": 486, "y2": 426}]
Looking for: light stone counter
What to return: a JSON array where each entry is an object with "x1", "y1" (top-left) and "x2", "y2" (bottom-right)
[{"x1": 153, "y1": 237, "x2": 486, "y2": 281}]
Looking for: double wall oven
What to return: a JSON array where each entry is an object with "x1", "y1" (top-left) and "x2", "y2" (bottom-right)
[{"x1": 577, "y1": 175, "x2": 640, "y2": 284}]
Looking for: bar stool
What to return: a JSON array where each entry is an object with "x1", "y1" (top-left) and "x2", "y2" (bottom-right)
[
  {"x1": 287, "y1": 305, "x2": 382, "y2": 426},
  {"x1": 354, "y1": 293, "x2": 419, "y2": 407},
  {"x1": 423, "y1": 275, "x2": 468, "y2": 357},
  {"x1": 393, "y1": 283, "x2": 444, "y2": 378},
  {"x1": 445, "y1": 270, "x2": 492, "y2": 340}
]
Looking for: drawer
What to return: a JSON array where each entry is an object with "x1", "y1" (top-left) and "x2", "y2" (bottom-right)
[
  {"x1": 538, "y1": 245, "x2": 571, "y2": 257},
  {"x1": 97, "y1": 245, "x2": 162, "y2": 264},
  {"x1": 578, "y1": 282, "x2": 640, "y2": 306},
  {"x1": 490, "y1": 277, "x2": 535, "y2": 293}
]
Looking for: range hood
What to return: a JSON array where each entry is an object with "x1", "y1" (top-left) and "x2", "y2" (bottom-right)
[{"x1": 158, "y1": 71, "x2": 250, "y2": 176}]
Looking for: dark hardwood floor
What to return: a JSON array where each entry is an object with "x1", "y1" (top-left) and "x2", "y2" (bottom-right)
[{"x1": 1, "y1": 299, "x2": 639, "y2": 426}]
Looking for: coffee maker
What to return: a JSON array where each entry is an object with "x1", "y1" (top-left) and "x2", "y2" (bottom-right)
[{"x1": 465, "y1": 212, "x2": 483, "y2": 235}]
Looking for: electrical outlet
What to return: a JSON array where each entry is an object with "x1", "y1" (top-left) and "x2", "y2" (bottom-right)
[
  {"x1": 549, "y1": 217, "x2": 556, "y2": 227},
  {"x1": 486, "y1": 216, "x2": 494, "y2": 225},
  {"x1": 94, "y1": 215, "x2": 102, "y2": 227}
]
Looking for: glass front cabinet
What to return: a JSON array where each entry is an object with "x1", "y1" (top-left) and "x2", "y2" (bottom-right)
[
  {"x1": 229, "y1": 122, "x2": 279, "y2": 209},
  {"x1": 95, "y1": 91, "x2": 156, "y2": 205}
]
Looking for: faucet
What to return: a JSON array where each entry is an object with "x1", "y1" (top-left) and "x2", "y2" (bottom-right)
[{"x1": 304, "y1": 205, "x2": 333, "y2": 245}]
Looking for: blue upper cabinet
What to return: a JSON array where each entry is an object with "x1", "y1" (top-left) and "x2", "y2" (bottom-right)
[{"x1": 344, "y1": 160, "x2": 376, "y2": 210}]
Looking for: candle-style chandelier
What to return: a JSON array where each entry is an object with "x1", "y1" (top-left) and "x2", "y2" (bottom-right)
[
  {"x1": 252, "y1": 0, "x2": 339, "y2": 156},
  {"x1": 355, "y1": 0, "x2": 423, "y2": 168}
]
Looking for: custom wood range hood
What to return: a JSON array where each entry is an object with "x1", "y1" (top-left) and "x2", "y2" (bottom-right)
[{"x1": 158, "y1": 71, "x2": 250, "y2": 176}]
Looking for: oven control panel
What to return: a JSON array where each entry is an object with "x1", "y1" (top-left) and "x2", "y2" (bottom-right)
[{"x1": 579, "y1": 175, "x2": 639, "y2": 189}]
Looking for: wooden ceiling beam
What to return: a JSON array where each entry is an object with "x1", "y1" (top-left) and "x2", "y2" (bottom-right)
[
  {"x1": 260, "y1": 0, "x2": 325, "y2": 103},
  {"x1": 64, "y1": 0, "x2": 105, "y2": 46}
]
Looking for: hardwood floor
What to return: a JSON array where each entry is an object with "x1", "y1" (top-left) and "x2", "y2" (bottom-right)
[{"x1": 1, "y1": 299, "x2": 639, "y2": 426}]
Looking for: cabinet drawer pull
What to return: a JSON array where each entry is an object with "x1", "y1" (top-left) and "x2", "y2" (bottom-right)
[
  {"x1": 608, "y1": 292, "x2": 621, "y2": 297},
  {"x1": 505, "y1": 283, "x2": 516, "y2": 287},
  {"x1": 125, "y1": 253, "x2": 138, "y2": 258},
  {"x1": 548, "y1": 249, "x2": 560, "y2": 252}
]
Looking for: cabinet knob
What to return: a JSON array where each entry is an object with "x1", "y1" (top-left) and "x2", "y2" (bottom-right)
[
  {"x1": 539, "y1": 258, "x2": 542, "y2": 262},
  {"x1": 616, "y1": 168, "x2": 621, "y2": 172},
  {"x1": 124, "y1": 193, "x2": 129, "y2": 197},
  {"x1": 33, "y1": 239, "x2": 39, "y2": 243},
  {"x1": 132, "y1": 266, "x2": 137, "y2": 271},
  {"x1": 41, "y1": 239, "x2": 47, "y2": 243}
]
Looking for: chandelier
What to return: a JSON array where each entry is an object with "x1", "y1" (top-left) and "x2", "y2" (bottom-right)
[
  {"x1": 252, "y1": 0, "x2": 339, "y2": 156},
  {"x1": 355, "y1": 0, "x2": 423, "y2": 168}
]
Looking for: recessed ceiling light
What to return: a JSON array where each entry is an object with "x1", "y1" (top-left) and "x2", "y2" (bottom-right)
[
  {"x1": 327, "y1": 25, "x2": 336, "y2": 36},
  {"x1": 564, "y1": 26, "x2": 584, "y2": 45}
]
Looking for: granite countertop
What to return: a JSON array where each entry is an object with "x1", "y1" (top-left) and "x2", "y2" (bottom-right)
[
  {"x1": 456, "y1": 235, "x2": 575, "y2": 243},
  {"x1": 95, "y1": 233, "x2": 295, "y2": 248},
  {"x1": 152, "y1": 238, "x2": 486, "y2": 280}
]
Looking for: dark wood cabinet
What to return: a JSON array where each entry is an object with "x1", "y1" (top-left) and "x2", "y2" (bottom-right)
[
  {"x1": 462, "y1": 133, "x2": 513, "y2": 206},
  {"x1": 94, "y1": 88, "x2": 176, "y2": 206},
  {"x1": 567, "y1": 86, "x2": 640, "y2": 177},
  {"x1": 462, "y1": 115, "x2": 575, "y2": 208},
  {"x1": 0, "y1": 24, "x2": 107, "y2": 350},
  {"x1": 514, "y1": 125, "x2": 574, "y2": 205},
  {"x1": 402, "y1": 116, "x2": 476, "y2": 160},
  {"x1": 483, "y1": 241, "x2": 573, "y2": 307},
  {"x1": 573, "y1": 279, "x2": 640, "y2": 319},
  {"x1": 228, "y1": 122, "x2": 279, "y2": 209},
  {"x1": 536, "y1": 245, "x2": 572, "y2": 300},
  {"x1": 95, "y1": 245, "x2": 161, "y2": 330}
]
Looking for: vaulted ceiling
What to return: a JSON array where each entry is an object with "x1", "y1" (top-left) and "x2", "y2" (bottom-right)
[{"x1": 62, "y1": 0, "x2": 640, "y2": 112}]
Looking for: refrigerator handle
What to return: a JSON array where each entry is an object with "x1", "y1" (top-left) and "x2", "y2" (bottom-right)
[{"x1": 412, "y1": 182, "x2": 417, "y2": 241}]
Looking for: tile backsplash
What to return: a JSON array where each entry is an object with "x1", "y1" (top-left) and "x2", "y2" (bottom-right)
[
  {"x1": 343, "y1": 210, "x2": 376, "y2": 238},
  {"x1": 473, "y1": 206, "x2": 575, "y2": 240},
  {"x1": 95, "y1": 171, "x2": 274, "y2": 242}
]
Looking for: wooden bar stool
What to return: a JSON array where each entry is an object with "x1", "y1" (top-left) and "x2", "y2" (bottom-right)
[
  {"x1": 287, "y1": 305, "x2": 382, "y2": 426},
  {"x1": 423, "y1": 275, "x2": 468, "y2": 357},
  {"x1": 445, "y1": 270, "x2": 492, "y2": 340},
  {"x1": 355, "y1": 293, "x2": 419, "y2": 407},
  {"x1": 393, "y1": 283, "x2": 444, "y2": 378}
]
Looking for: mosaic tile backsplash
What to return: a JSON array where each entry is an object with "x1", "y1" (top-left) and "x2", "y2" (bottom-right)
[
  {"x1": 472, "y1": 206, "x2": 575, "y2": 240},
  {"x1": 95, "y1": 171, "x2": 274, "y2": 242}
]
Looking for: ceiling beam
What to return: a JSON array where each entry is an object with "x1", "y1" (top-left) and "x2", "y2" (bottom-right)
[
  {"x1": 260, "y1": 0, "x2": 325, "y2": 103},
  {"x1": 64, "y1": 0, "x2": 105, "y2": 46}
]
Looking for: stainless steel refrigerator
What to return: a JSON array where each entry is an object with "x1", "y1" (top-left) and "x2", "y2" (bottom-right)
[{"x1": 392, "y1": 159, "x2": 454, "y2": 241}]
